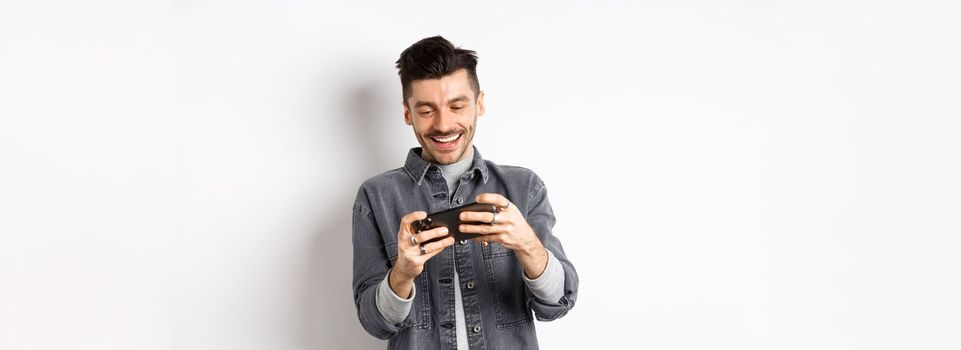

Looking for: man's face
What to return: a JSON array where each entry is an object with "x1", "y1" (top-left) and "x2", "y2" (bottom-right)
[{"x1": 404, "y1": 68, "x2": 485, "y2": 165}]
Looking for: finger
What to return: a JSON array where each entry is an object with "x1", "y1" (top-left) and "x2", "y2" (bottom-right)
[
  {"x1": 498, "y1": 199, "x2": 513, "y2": 212},
  {"x1": 400, "y1": 211, "x2": 428, "y2": 236},
  {"x1": 475, "y1": 193, "x2": 506, "y2": 205},
  {"x1": 400, "y1": 211, "x2": 428, "y2": 227},
  {"x1": 414, "y1": 226, "x2": 450, "y2": 243},
  {"x1": 459, "y1": 223, "x2": 510, "y2": 235},
  {"x1": 420, "y1": 237, "x2": 456, "y2": 258},
  {"x1": 459, "y1": 210, "x2": 496, "y2": 223},
  {"x1": 399, "y1": 211, "x2": 428, "y2": 245},
  {"x1": 476, "y1": 193, "x2": 511, "y2": 211}
]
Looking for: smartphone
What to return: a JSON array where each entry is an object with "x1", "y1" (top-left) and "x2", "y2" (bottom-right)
[{"x1": 413, "y1": 202, "x2": 499, "y2": 243}]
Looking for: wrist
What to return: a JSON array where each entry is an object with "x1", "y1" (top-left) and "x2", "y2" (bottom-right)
[
  {"x1": 518, "y1": 240, "x2": 546, "y2": 259},
  {"x1": 388, "y1": 268, "x2": 415, "y2": 298},
  {"x1": 391, "y1": 265, "x2": 414, "y2": 282},
  {"x1": 518, "y1": 241, "x2": 548, "y2": 278}
]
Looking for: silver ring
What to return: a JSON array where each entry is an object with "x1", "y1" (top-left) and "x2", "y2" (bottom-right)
[
  {"x1": 410, "y1": 235, "x2": 418, "y2": 246},
  {"x1": 499, "y1": 201, "x2": 510, "y2": 212},
  {"x1": 419, "y1": 245, "x2": 427, "y2": 255},
  {"x1": 490, "y1": 211, "x2": 498, "y2": 224}
]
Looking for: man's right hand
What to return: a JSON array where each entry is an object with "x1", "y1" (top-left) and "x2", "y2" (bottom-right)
[{"x1": 389, "y1": 210, "x2": 455, "y2": 298}]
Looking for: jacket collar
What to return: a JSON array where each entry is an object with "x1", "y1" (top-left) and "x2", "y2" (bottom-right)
[{"x1": 404, "y1": 145, "x2": 490, "y2": 186}]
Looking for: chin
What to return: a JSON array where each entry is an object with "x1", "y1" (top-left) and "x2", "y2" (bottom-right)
[
  {"x1": 435, "y1": 153, "x2": 458, "y2": 164},
  {"x1": 430, "y1": 148, "x2": 464, "y2": 165}
]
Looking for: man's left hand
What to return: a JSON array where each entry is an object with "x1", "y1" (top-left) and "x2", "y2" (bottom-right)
[{"x1": 459, "y1": 193, "x2": 548, "y2": 278}]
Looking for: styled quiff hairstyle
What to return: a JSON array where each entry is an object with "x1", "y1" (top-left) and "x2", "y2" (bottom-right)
[{"x1": 395, "y1": 35, "x2": 480, "y2": 105}]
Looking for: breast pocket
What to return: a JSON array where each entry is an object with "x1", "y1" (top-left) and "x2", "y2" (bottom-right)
[
  {"x1": 384, "y1": 241, "x2": 432, "y2": 329},
  {"x1": 484, "y1": 242, "x2": 516, "y2": 258},
  {"x1": 483, "y1": 243, "x2": 533, "y2": 328}
]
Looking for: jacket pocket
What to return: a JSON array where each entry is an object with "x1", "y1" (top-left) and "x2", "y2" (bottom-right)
[
  {"x1": 483, "y1": 244, "x2": 533, "y2": 328},
  {"x1": 484, "y1": 242, "x2": 516, "y2": 258},
  {"x1": 384, "y1": 241, "x2": 431, "y2": 329}
]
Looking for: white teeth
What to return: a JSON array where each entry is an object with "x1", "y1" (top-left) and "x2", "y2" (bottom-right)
[{"x1": 432, "y1": 134, "x2": 461, "y2": 143}]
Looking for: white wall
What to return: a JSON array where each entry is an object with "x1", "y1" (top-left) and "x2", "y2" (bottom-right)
[{"x1": 2, "y1": 1, "x2": 959, "y2": 349}]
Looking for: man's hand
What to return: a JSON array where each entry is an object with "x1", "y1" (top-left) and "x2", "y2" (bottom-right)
[
  {"x1": 459, "y1": 193, "x2": 549, "y2": 279},
  {"x1": 389, "y1": 211, "x2": 455, "y2": 298}
]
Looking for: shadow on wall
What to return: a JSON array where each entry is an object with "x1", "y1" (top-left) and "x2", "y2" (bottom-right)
[{"x1": 300, "y1": 62, "x2": 403, "y2": 349}]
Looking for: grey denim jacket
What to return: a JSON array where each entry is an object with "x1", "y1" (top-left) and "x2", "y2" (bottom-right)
[{"x1": 352, "y1": 146, "x2": 578, "y2": 349}]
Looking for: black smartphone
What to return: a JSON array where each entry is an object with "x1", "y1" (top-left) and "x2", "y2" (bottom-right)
[{"x1": 413, "y1": 202, "x2": 499, "y2": 243}]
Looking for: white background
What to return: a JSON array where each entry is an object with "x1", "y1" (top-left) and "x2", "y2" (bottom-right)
[{"x1": 2, "y1": 1, "x2": 960, "y2": 349}]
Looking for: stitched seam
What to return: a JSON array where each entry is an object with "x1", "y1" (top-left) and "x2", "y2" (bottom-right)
[
  {"x1": 415, "y1": 269, "x2": 431, "y2": 329},
  {"x1": 496, "y1": 316, "x2": 533, "y2": 329},
  {"x1": 483, "y1": 246, "x2": 502, "y2": 324},
  {"x1": 483, "y1": 243, "x2": 515, "y2": 258},
  {"x1": 486, "y1": 251, "x2": 515, "y2": 258},
  {"x1": 526, "y1": 180, "x2": 545, "y2": 213},
  {"x1": 540, "y1": 304, "x2": 568, "y2": 321},
  {"x1": 384, "y1": 242, "x2": 397, "y2": 264},
  {"x1": 352, "y1": 205, "x2": 373, "y2": 217}
]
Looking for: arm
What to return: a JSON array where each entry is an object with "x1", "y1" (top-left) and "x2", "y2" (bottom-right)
[
  {"x1": 461, "y1": 178, "x2": 579, "y2": 321},
  {"x1": 522, "y1": 249, "x2": 566, "y2": 303},
  {"x1": 352, "y1": 206, "x2": 411, "y2": 339},
  {"x1": 375, "y1": 268, "x2": 415, "y2": 324},
  {"x1": 521, "y1": 178, "x2": 578, "y2": 321},
  {"x1": 352, "y1": 188, "x2": 455, "y2": 339}
]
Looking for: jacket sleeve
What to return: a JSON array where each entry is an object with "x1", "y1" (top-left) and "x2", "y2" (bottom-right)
[
  {"x1": 352, "y1": 188, "x2": 413, "y2": 339},
  {"x1": 523, "y1": 176, "x2": 579, "y2": 321}
]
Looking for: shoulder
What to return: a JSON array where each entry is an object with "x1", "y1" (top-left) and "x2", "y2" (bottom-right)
[
  {"x1": 353, "y1": 167, "x2": 409, "y2": 213},
  {"x1": 359, "y1": 167, "x2": 409, "y2": 190},
  {"x1": 484, "y1": 160, "x2": 547, "y2": 194}
]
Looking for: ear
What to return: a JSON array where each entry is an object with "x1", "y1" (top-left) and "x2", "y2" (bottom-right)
[
  {"x1": 402, "y1": 100, "x2": 413, "y2": 125},
  {"x1": 476, "y1": 91, "x2": 485, "y2": 116}
]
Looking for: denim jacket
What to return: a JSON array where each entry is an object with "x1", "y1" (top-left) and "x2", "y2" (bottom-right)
[{"x1": 352, "y1": 145, "x2": 578, "y2": 349}]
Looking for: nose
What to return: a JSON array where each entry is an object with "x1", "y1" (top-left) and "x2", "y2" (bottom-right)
[{"x1": 434, "y1": 108, "x2": 457, "y2": 133}]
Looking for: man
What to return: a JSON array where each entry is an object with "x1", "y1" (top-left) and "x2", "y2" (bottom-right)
[{"x1": 352, "y1": 35, "x2": 578, "y2": 350}]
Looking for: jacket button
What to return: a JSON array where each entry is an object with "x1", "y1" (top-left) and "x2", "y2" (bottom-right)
[
  {"x1": 458, "y1": 240, "x2": 468, "y2": 245},
  {"x1": 466, "y1": 281, "x2": 475, "y2": 289},
  {"x1": 472, "y1": 325, "x2": 481, "y2": 333},
  {"x1": 455, "y1": 197, "x2": 463, "y2": 204}
]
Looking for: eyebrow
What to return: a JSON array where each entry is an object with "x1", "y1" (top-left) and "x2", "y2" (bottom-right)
[{"x1": 413, "y1": 95, "x2": 471, "y2": 109}]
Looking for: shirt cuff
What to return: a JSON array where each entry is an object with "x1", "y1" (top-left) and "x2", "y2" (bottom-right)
[
  {"x1": 522, "y1": 248, "x2": 566, "y2": 303},
  {"x1": 376, "y1": 268, "x2": 415, "y2": 325}
]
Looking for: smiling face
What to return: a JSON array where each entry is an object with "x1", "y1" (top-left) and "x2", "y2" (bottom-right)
[{"x1": 403, "y1": 68, "x2": 485, "y2": 165}]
